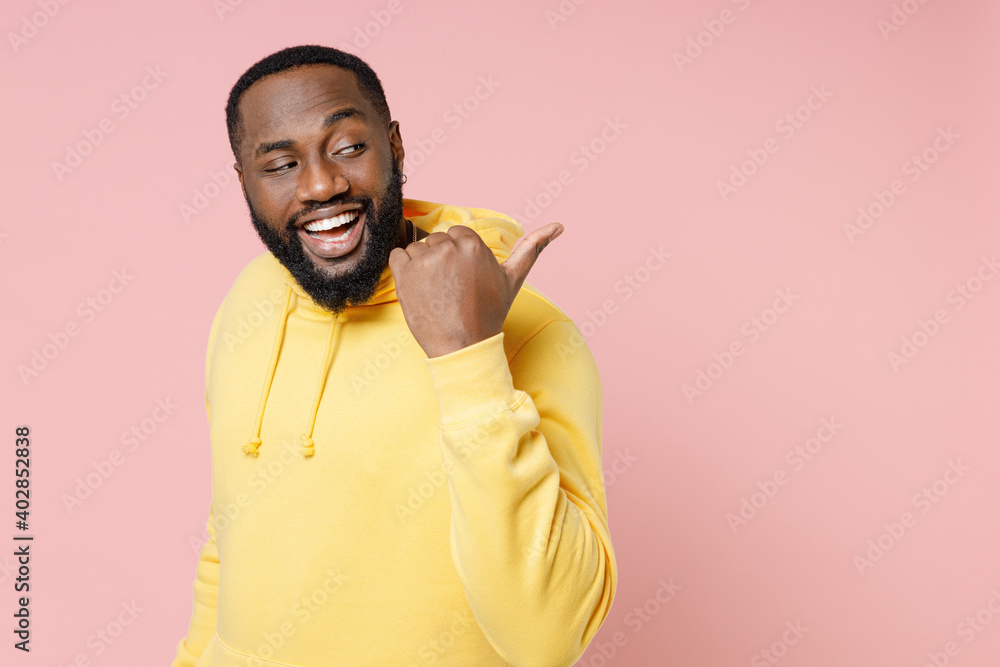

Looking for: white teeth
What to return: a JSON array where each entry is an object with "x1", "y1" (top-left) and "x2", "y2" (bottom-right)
[{"x1": 303, "y1": 209, "x2": 360, "y2": 232}]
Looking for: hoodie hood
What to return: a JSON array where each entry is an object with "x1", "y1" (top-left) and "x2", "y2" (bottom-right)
[{"x1": 242, "y1": 198, "x2": 523, "y2": 458}]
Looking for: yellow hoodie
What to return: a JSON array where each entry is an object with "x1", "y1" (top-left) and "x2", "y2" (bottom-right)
[{"x1": 171, "y1": 199, "x2": 616, "y2": 667}]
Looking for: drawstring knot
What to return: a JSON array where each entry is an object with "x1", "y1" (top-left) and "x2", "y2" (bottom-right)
[{"x1": 242, "y1": 438, "x2": 262, "y2": 457}]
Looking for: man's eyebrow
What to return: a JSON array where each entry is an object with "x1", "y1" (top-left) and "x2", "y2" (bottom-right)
[
  {"x1": 322, "y1": 107, "x2": 364, "y2": 128},
  {"x1": 254, "y1": 139, "x2": 294, "y2": 159},
  {"x1": 253, "y1": 107, "x2": 366, "y2": 159}
]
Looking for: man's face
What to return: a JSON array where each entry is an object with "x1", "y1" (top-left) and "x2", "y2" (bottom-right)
[{"x1": 234, "y1": 64, "x2": 405, "y2": 313}]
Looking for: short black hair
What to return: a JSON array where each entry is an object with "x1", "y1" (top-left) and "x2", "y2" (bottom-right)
[{"x1": 225, "y1": 44, "x2": 392, "y2": 163}]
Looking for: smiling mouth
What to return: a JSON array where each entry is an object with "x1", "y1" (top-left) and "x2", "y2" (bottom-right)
[
  {"x1": 296, "y1": 205, "x2": 367, "y2": 260},
  {"x1": 302, "y1": 208, "x2": 361, "y2": 242}
]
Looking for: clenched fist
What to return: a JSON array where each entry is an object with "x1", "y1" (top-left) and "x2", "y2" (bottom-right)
[{"x1": 388, "y1": 222, "x2": 564, "y2": 358}]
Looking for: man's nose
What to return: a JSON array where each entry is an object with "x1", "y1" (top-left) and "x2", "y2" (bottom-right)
[{"x1": 296, "y1": 158, "x2": 348, "y2": 203}]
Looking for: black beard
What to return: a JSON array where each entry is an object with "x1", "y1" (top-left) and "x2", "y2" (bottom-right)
[{"x1": 247, "y1": 163, "x2": 405, "y2": 314}]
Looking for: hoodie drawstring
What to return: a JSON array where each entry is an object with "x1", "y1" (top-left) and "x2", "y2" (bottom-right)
[
  {"x1": 243, "y1": 284, "x2": 294, "y2": 457},
  {"x1": 243, "y1": 282, "x2": 341, "y2": 458},
  {"x1": 300, "y1": 312, "x2": 340, "y2": 457}
]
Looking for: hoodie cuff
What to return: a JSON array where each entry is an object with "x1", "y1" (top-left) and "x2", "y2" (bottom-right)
[{"x1": 424, "y1": 333, "x2": 520, "y2": 425}]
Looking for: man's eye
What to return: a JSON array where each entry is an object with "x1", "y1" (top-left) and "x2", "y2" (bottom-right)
[
  {"x1": 264, "y1": 162, "x2": 295, "y2": 173},
  {"x1": 339, "y1": 143, "x2": 365, "y2": 155}
]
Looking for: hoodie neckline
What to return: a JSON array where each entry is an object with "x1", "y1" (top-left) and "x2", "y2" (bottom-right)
[
  {"x1": 242, "y1": 197, "x2": 523, "y2": 458},
  {"x1": 278, "y1": 198, "x2": 521, "y2": 316}
]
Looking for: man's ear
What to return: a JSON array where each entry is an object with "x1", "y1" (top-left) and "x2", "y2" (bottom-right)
[
  {"x1": 234, "y1": 161, "x2": 248, "y2": 200},
  {"x1": 388, "y1": 120, "x2": 404, "y2": 173}
]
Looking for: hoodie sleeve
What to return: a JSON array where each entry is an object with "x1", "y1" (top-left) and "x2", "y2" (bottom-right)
[
  {"x1": 424, "y1": 319, "x2": 617, "y2": 667},
  {"x1": 170, "y1": 509, "x2": 220, "y2": 667},
  {"x1": 171, "y1": 301, "x2": 226, "y2": 666}
]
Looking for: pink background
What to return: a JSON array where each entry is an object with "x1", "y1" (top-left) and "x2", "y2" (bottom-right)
[{"x1": 3, "y1": 0, "x2": 999, "y2": 665}]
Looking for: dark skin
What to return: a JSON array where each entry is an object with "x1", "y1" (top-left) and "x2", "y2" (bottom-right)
[{"x1": 234, "y1": 64, "x2": 563, "y2": 358}]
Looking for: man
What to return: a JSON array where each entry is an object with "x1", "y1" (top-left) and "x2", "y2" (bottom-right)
[{"x1": 171, "y1": 44, "x2": 616, "y2": 667}]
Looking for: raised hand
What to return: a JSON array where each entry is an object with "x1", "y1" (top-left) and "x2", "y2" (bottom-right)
[{"x1": 388, "y1": 222, "x2": 564, "y2": 358}]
